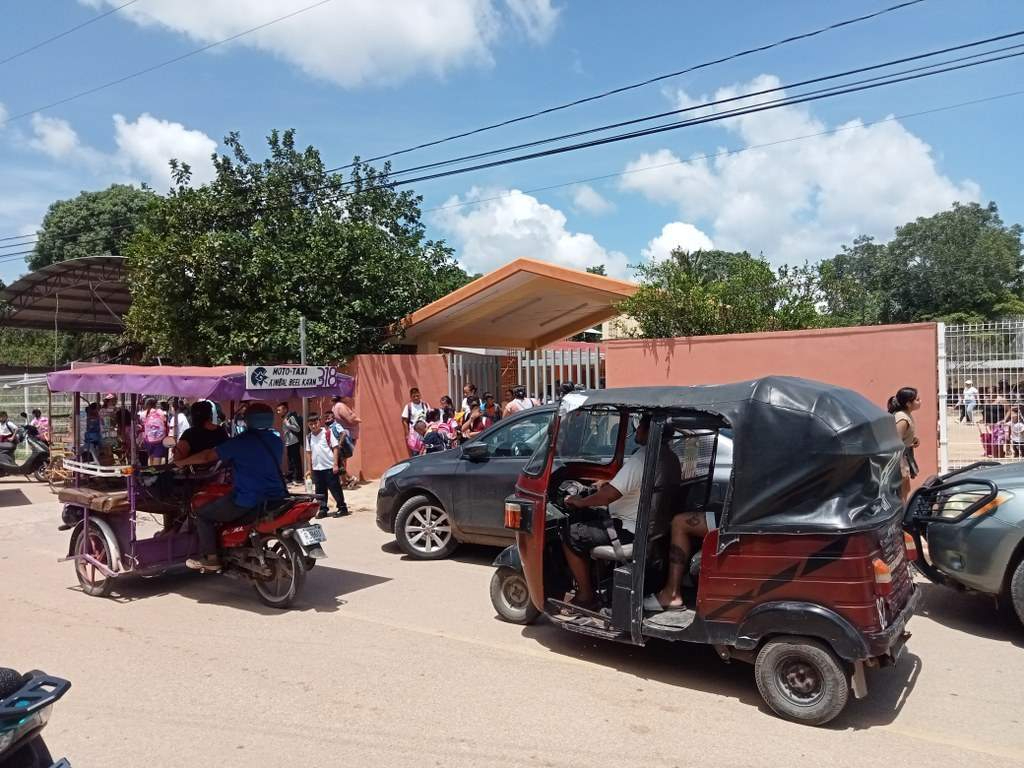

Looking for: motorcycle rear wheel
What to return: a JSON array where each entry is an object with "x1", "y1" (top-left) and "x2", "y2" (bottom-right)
[
  {"x1": 252, "y1": 538, "x2": 305, "y2": 609},
  {"x1": 33, "y1": 457, "x2": 50, "y2": 483}
]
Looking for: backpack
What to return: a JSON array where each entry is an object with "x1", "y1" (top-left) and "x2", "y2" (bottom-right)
[{"x1": 143, "y1": 408, "x2": 167, "y2": 443}]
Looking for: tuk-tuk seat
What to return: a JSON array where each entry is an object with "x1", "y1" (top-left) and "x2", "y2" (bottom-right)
[
  {"x1": 57, "y1": 487, "x2": 130, "y2": 515},
  {"x1": 591, "y1": 542, "x2": 633, "y2": 561}
]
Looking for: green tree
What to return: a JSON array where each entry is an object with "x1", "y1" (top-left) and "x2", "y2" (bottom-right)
[
  {"x1": 124, "y1": 129, "x2": 469, "y2": 365},
  {"x1": 29, "y1": 184, "x2": 156, "y2": 270},
  {"x1": 586, "y1": 264, "x2": 607, "y2": 276},
  {"x1": 618, "y1": 249, "x2": 821, "y2": 338},
  {"x1": 817, "y1": 236, "x2": 895, "y2": 326}
]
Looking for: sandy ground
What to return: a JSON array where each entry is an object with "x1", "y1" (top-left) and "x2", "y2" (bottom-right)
[{"x1": 3, "y1": 477, "x2": 1024, "y2": 768}]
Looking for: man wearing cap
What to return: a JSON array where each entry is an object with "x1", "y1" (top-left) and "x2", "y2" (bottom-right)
[{"x1": 963, "y1": 379, "x2": 979, "y2": 423}]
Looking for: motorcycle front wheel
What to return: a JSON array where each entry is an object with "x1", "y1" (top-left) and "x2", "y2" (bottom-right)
[{"x1": 252, "y1": 537, "x2": 305, "y2": 609}]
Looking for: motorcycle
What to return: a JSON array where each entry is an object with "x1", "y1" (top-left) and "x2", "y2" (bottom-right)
[
  {"x1": 0, "y1": 667, "x2": 71, "y2": 767},
  {"x1": 0, "y1": 426, "x2": 50, "y2": 483}
]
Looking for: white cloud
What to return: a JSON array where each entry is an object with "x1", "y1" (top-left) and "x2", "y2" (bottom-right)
[
  {"x1": 571, "y1": 184, "x2": 614, "y2": 215},
  {"x1": 642, "y1": 222, "x2": 714, "y2": 261},
  {"x1": 621, "y1": 74, "x2": 980, "y2": 264},
  {"x1": 433, "y1": 188, "x2": 629, "y2": 277},
  {"x1": 80, "y1": 0, "x2": 560, "y2": 87},
  {"x1": 28, "y1": 115, "x2": 84, "y2": 159},
  {"x1": 0, "y1": 102, "x2": 8, "y2": 126},
  {"x1": 113, "y1": 113, "x2": 217, "y2": 188}
]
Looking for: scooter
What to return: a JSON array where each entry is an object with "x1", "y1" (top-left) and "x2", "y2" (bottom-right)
[
  {"x1": 0, "y1": 667, "x2": 71, "y2": 767},
  {"x1": 0, "y1": 426, "x2": 50, "y2": 483}
]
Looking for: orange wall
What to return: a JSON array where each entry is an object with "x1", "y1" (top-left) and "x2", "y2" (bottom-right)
[{"x1": 605, "y1": 323, "x2": 939, "y2": 479}]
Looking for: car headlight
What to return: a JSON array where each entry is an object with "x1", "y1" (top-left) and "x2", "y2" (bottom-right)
[
  {"x1": 381, "y1": 462, "x2": 410, "y2": 481},
  {"x1": 937, "y1": 489, "x2": 1014, "y2": 519}
]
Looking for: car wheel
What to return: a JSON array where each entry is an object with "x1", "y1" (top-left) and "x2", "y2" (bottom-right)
[
  {"x1": 490, "y1": 566, "x2": 540, "y2": 624},
  {"x1": 1010, "y1": 558, "x2": 1024, "y2": 628},
  {"x1": 394, "y1": 495, "x2": 458, "y2": 560},
  {"x1": 754, "y1": 636, "x2": 849, "y2": 726}
]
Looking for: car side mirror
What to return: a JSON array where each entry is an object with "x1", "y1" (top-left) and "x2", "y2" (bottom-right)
[{"x1": 462, "y1": 442, "x2": 489, "y2": 462}]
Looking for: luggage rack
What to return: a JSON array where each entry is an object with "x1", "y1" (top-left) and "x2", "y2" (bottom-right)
[{"x1": 60, "y1": 458, "x2": 133, "y2": 477}]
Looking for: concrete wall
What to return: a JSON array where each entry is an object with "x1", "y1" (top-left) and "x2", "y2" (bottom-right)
[{"x1": 605, "y1": 323, "x2": 939, "y2": 479}]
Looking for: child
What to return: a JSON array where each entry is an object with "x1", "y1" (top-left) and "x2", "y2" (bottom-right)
[
  {"x1": 1008, "y1": 406, "x2": 1024, "y2": 458},
  {"x1": 407, "y1": 419, "x2": 427, "y2": 456}
]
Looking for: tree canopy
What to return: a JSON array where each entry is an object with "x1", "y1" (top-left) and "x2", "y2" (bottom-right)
[
  {"x1": 29, "y1": 184, "x2": 156, "y2": 270},
  {"x1": 124, "y1": 129, "x2": 469, "y2": 365}
]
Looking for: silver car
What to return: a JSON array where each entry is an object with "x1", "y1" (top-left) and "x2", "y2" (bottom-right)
[{"x1": 904, "y1": 461, "x2": 1024, "y2": 626}]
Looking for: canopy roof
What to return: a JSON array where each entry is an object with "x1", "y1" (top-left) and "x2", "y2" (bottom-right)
[
  {"x1": 47, "y1": 364, "x2": 355, "y2": 401},
  {"x1": 0, "y1": 256, "x2": 127, "y2": 334},
  {"x1": 564, "y1": 376, "x2": 904, "y2": 535},
  {"x1": 399, "y1": 258, "x2": 637, "y2": 351}
]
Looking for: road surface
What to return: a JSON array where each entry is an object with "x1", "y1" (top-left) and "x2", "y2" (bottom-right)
[{"x1": 2, "y1": 478, "x2": 1022, "y2": 767}]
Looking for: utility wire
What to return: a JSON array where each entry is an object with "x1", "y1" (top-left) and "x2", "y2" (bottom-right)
[
  {"x1": 0, "y1": 0, "x2": 142, "y2": 67},
  {"x1": 344, "y1": 0, "x2": 929, "y2": 168},
  {"x1": 369, "y1": 34, "x2": 1024, "y2": 180},
  {"x1": 0, "y1": 0, "x2": 337, "y2": 127}
]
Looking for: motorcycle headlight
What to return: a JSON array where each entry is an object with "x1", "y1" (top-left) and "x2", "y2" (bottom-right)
[
  {"x1": 381, "y1": 462, "x2": 410, "y2": 481},
  {"x1": 937, "y1": 489, "x2": 1014, "y2": 519}
]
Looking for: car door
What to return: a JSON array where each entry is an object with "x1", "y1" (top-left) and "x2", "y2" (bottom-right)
[{"x1": 455, "y1": 409, "x2": 554, "y2": 535}]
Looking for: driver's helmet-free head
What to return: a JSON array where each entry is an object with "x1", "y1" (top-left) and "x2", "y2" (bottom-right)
[
  {"x1": 244, "y1": 402, "x2": 275, "y2": 431},
  {"x1": 513, "y1": 386, "x2": 527, "y2": 400}
]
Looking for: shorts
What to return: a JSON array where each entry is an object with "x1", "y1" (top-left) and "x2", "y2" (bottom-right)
[
  {"x1": 561, "y1": 516, "x2": 635, "y2": 556},
  {"x1": 145, "y1": 441, "x2": 168, "y2": 459}
]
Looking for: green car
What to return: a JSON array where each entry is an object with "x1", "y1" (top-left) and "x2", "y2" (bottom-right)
[{"x1": 904, "y1": 461, "x2": 1024, "y2": 626}]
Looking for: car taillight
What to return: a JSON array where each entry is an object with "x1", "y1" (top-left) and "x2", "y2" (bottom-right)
[
  {"x1": 903, "y1": 531, "x2": 918, "y2": 562},
  {"x1": 504, "y1": 500, "x2": 532, "y2": 532},
  {"x1": 872, "y1": 558, "x2": 892, "y2": 596}
]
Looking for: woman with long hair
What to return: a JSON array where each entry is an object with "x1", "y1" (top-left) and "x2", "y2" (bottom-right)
[{"x1": 888, "y1": 387, "x2": 921, "y2": 503}]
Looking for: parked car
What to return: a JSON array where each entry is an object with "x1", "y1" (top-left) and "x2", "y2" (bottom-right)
[
  {"x1": 376, "y1": 406, "x2": 557, "y2": 559},
  {"x1": 904, "y1": 461, "x2": 1024, "y2": 626}
]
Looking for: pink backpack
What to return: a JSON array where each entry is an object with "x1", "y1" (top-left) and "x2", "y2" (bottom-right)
[{"x1": 143, "y1": 409, "x2": 167, "y2": 443}]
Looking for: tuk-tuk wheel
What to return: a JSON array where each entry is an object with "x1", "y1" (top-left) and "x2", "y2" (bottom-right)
[
  {"x1": 1010, "y1": 559, "x2": 1024, "y2": 627},
  {"x1": 754, "y1": 636, "x2": 848, "y2": 726},
  {"x1": 490, "y1": 567, "x2": 540, "y2": 625},
  {"x1": 73, "y1": 522, "x2": 113, "y2": 598}
]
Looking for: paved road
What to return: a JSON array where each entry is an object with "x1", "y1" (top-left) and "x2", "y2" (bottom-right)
[{"x1": 3, "y1": 478, "x2": 1023, "y2": 767}]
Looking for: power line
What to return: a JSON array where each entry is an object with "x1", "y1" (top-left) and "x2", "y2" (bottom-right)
[
  {"x1": 0, "y1": 0, "x2": 142, "y2": 67},
  {"x1": 370, "y1": 34, "x2": 1024, "y2": 181},
  {"x1": 343, "y1": 0, "x2": 930, "y2": 169},
  {"x1": 0, "y1": 0, "x2": 338, "y2": 127}
]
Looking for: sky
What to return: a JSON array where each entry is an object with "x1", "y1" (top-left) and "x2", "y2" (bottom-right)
[{"x1": 2, "y1": 0, "x2": 1023, "y2": 285}]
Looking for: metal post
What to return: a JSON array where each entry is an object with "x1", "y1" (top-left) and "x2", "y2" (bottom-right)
[
  {"x1": 300, "y1": 316, "x2": 308, "y2": 481},
  {"x1": 937, "y1": 322, "x2": 949, "y2": 474}
]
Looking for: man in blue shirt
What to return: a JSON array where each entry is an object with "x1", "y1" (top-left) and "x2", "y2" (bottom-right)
[{"x1": 174, "y1": 401, "x2": 288, "y2": 571}]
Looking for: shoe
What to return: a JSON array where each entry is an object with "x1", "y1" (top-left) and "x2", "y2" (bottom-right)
[
  {"x1": 333, "y1": 508, "x2": 350, "y2": 517},
  {"x1": 643, "y1": 594, "x2": 686, "y2": 612},
  {"x1": 186, "y1": 555, "x2": 222, "y2": 572},
  {"x1": 315, "y1": 510, "x2": 329, "y2": 519}
]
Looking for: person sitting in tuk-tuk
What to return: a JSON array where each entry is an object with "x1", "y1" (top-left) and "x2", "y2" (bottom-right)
[
  {"x1": 559, "y1": 414, "x2": 664, "y2": 609},
  {"x1": 173, "y1": 401, "x2": 229, "y2": 461},
  {"x1": 173, "y1": 402, "x2": 288, "y2": 571},
  {"x1": 649, "y1": 510, "x2": 708, "y2": 611}
]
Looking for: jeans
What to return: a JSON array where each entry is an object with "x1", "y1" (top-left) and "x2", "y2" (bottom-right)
[
  {"x1": 312, "y1": 468, "x2": 347, "y2": 514},
  {"x1": 196, "y1": 494, "x2": 254, "y2": 555},
  {"x1": 966, "y1": 403, "x2": 976, "y2": 423},
  {"x1": 286, "y1": 442, "x2": 303, "y2": 483}
]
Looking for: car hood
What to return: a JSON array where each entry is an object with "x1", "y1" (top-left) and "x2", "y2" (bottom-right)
[{"x1": 955, "y1": 462, "x2": 1024, "y2": 489}]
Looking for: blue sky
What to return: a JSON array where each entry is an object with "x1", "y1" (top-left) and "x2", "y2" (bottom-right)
[{"x1": 2, "y1": 0, "x2": 1023, "y2": 284}]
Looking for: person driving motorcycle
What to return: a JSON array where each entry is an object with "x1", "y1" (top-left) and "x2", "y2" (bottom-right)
[
  {"x1": 0, "y1": 411, "x2": 18, "y2": 464},
  {"x1": 174, "y1": 401, "x2": 288, "y2": 571}
]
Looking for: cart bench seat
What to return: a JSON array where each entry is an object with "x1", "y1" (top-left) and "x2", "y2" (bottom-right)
[{"x1": 57, "y1": 488, "x2": 130, "y2": 515}]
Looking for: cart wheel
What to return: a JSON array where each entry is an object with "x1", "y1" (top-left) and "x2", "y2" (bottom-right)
[
  {"x1": 490, "y1": 567, "x2": 540, "y2": 625},
  {"x1": 73, "y1": 522, "x2": 114, "y2": 598},
  {"x1": 754, "y1": 636, "x2": 849, "y2": 726},
  {"x1": 253, "y1": 538, "x2": 306, "y2": 609},
  {"x1": 33, "y1": 458, "x2": 50, "y2": 483}
]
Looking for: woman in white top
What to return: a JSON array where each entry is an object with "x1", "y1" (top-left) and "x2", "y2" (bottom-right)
[
  {"x1": 502, "y1": 385, "x2": 536, "y2": 418},
  {"x1": 888, "y1": 387, "x2": 921, "y2": 503}
]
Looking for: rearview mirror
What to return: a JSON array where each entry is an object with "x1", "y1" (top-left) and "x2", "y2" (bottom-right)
[{"x1": 462, "y1": 442, "x2": 489, "y2": 462}]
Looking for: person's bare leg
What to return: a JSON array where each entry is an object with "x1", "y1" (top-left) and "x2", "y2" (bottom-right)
[
  {"x1": 561, "y1": 541, "x2": 595, "y2": 604},
  {"x1": 656, "y1": 512, "x2": 707, "y2": 608}
]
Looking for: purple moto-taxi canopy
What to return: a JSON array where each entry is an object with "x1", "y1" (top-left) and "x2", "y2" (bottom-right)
[{"x1": 47, "y1": 364, "x2": 355, "y2": 400}]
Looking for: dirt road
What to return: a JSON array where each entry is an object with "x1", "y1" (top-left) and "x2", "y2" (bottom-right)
[{"x1": 2, "y1": 478, "x2": 1023, "y2": 767}]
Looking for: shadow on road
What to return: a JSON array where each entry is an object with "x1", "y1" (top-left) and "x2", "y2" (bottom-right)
[
  {"x1": 0, "y1": 488, "x2": 31, "y2": 507},
  {"x1": 519, "y1": 619, "x2": 921, "y2": 729},
  {"x1": 380, "y1": 539, "x2": 500, "y2": 567},
  {"x1": 916, "y1": 581, "x2": 1024, "y2": 647},
  {"x1": 70, "y1": 563, "x2": 391, "y2": 615}
]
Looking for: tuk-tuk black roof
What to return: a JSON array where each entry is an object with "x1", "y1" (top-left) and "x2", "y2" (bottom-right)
[{"x1": 567, "y1": 376, "x2": 904, "y2": 534}]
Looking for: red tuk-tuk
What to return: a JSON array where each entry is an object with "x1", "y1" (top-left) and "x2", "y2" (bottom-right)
[{"x1": 492, "y1": 377, "x2": 919, "y2": 725}]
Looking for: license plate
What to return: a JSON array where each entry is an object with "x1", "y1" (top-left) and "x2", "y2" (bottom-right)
[{"x1": 295, "y1": 524, "x2": 326, "y2": 546}]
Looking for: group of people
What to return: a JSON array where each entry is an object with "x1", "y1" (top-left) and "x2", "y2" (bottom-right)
[
  {"x1": 399, "y1": 383, "x2": 540, "y2": 457},
  {"x1": 0, "y1": 409, "x2": 49, "y2": 458},
  {"x1": 951, "y1": 380, "x2": 1024, "y2": 458}
]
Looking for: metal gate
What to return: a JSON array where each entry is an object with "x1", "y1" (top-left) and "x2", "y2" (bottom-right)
[
  {"x1": 516, "y1": 347, "x2": 603, "y2": 404},
  {"x1": 940, "y1": 320, "x2": 1024, "y2": 471},
  {"x1": 446, "y1": 352, "x2": 502, "y2": 403}
]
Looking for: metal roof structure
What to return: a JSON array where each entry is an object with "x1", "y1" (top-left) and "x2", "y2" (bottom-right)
[{"x1": 0, "y1": 255, "x2": 127, "y2": 334}]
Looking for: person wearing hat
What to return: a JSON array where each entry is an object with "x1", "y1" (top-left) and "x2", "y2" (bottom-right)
[{"x1": 962, "y1": 379, "x2": 979, "y2": 423}]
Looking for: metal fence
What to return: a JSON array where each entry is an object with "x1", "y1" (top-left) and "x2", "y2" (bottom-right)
[
  {"x1": 940, "y1": 320, "x2": 1024, "y2": 470},
  {"x1": 515, "y1": 347, "x2": 603, "y2": 403}
]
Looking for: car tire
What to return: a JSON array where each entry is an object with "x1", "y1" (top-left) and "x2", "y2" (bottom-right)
[
  {"x1": 394, "y1": 495, "x2": 458, "y2": 560},
  {"x1": 490, "y1": 566, "x2": 540, "y2": 624},
  {"x1": 754, "y1": 636, "x2": 849, "y2": 726},
  {"x1": 1010, "y1": 558, "x2": 1024, "y2": 628}
]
